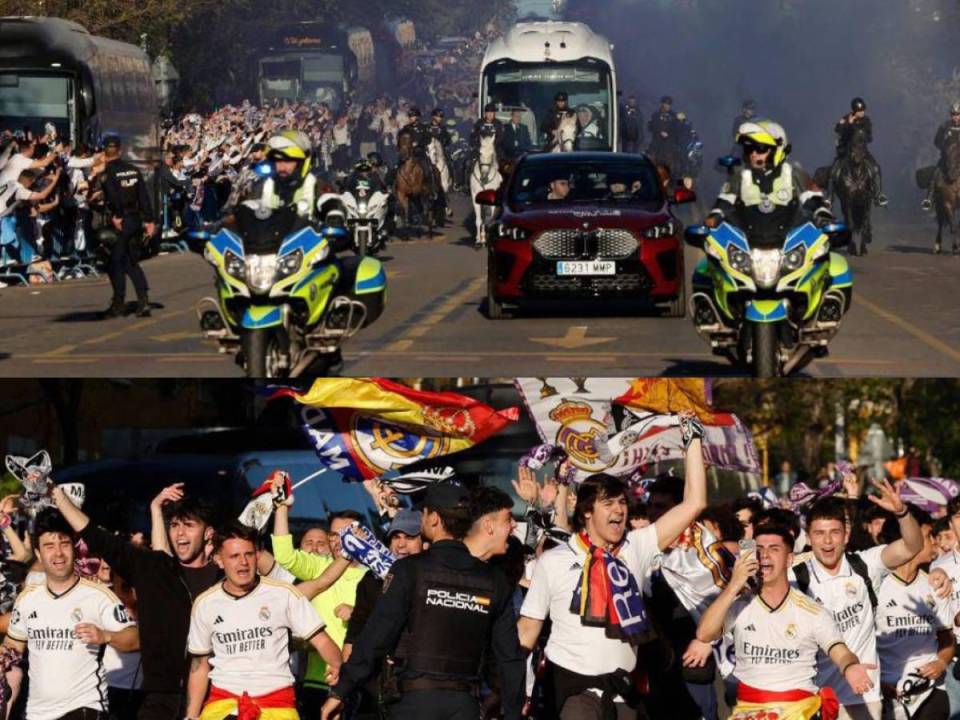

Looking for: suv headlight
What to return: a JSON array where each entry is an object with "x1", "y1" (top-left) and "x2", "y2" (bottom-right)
[
  {"x1": 751, "y1": 249, "x2": 783, "y2": 288},
  {"x1": 727, "y1": 247, "x2": 751, "y2": 275},
  {"x1": 245, "y1": 254, "x2": 278, "y2": 294},
  {"x1": 497, "y1": 223, "x2": 529, "y2": 240},
  {"x1": 223, "y1": 249, "x2": 246, "y2": 281},
  {"x1": 276, "y1": 249, "x2": 303, "y2": 279},
  {"x1": 782, "y1": 247, "x2": 806, "y2": 273}
]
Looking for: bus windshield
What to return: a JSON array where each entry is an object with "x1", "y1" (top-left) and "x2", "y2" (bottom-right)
[
  {"x1": 0, "y1": 73, "x2": 71, "y2": 134},
  {"x1": 483, "y1": 60, "x2": 613, "y2": 150}
]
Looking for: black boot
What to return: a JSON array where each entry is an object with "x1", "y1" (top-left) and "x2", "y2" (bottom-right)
[
  {"x1": 104, "y1": 297, "x2": 125, "y2": 319},
  {"x1": 134, "y1": 293, "x2": 151, "y2": 318}
]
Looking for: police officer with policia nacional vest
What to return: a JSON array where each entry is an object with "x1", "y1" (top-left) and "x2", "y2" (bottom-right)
[
  {"x1": 320, "y1": 483, "x2": 525, "y2": 720},
  {"x1": 100, "y1": 135, "x2": 156, "y2": 318}
]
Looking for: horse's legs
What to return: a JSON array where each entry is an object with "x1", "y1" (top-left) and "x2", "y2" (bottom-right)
[
  {"x1": 950, "y1": 200, "x2": 959, "y2": 254},
  {"x1": 935, "y1": 203, "x2": 944, "y2": 254},
  {"x1": 474, "y1": 201, "x2": 484, "y2": 245},
  {"x1": 861, "y1": 205, "x2": 871, "y2": 255},
  {"x1": 840, "y1": 196, "x2": 857, "y2": 256}
]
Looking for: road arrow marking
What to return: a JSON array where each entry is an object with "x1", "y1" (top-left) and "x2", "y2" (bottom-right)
[{"x1": 530, "y1": 326, "x2": 616, "y2": 350}]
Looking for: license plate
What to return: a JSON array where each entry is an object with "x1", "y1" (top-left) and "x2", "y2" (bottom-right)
[{"x1": 556, "y1": 260, "x2": 616, "y2": 276}]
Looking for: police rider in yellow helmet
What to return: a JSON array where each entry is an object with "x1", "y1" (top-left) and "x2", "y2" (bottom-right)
[
  {"x1": 706, "y1": 120, "x2": 834, "y2": 234},
  {"x1": 255, "y1": 129, "x2": 318, "y2": 220}
]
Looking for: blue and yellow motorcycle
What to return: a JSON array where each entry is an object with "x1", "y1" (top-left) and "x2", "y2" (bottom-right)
[
  {"x1": 685, "y1": 219, "x2": 852, "y2": 377},
  {"x1": 187, "y1": 202, "x2": 386, "y2": 377}
]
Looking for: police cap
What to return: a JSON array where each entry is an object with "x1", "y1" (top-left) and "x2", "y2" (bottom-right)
[
  {"x1": 484, "y1": 102, "x2": 497, "y2": 113},
  {"x1": 103, "y1": 135, "x2": 122, "y2": 149},
  {"x1": 554, "y1": 91, "x2": 568, "y2": 102}
]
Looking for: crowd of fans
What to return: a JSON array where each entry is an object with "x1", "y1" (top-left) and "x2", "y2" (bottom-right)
[{"x1": 0, "y1": 440, "x2": 959, "y2": 720}]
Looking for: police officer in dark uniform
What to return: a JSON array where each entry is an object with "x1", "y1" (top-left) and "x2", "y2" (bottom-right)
[
  {"x1": 320, "y1": 484, "x2": 525, "y2": 720},
  {"x1": 831, "y1": 96, "x2": 887, "y2": 206},
  {"x1": 540, "y1": 91, "x2": 578, "y2": 150},
  {"x1": 427, "y1": 108, "x2": 452, "y2": 218},
  {"x1": 100, "y1": 135, "x2": 155, "y2": 318},
  {"x1": 923, "y1": 102, "x2": 960, "y2": 210},
  {"x1": 469, "y1": 104, "x2": 505, "y2": 157},
  {"x1": 647, "y1": 95, "x2": 680, "y2": 171},
  {"x1": 619, "y1": 95, "x2": 644, "y2": 154}
]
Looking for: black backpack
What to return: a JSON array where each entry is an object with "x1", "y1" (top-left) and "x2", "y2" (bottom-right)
[{"x1": 793, "y1": 552, "x2": 878, "y2": 611}]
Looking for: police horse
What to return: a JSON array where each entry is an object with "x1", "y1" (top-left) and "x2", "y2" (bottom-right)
[{"x1": 470, "y1": 133, "x2": 503, "y2": 246}]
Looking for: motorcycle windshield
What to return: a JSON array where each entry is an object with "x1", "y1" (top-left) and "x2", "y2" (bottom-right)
[
  {"x1": 733, "y1": 204, "x2": 801, "y2": 249},
  {"x1": 234, "y1": 204, "x2": 309, "y2": 256}
]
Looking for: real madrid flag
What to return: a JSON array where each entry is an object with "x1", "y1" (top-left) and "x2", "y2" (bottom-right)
[
  {"x1": 269, "y1": 379, "x2": 520, "y2": 481},
  {"x1": 515, "y1": 378, "x2": 759, "y2": 482}
]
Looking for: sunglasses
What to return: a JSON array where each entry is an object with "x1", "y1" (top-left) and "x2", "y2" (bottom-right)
[{"x1": 744, "y1": 144, "x2": 772, "y2": 155}]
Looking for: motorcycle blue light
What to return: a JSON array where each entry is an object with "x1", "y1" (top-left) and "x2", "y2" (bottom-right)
[
  {"x1": 254, "y1": 162, "x2": 273, "y2": 177},
  {"x1": 323, "y1": 226, "x2": 349, "y2": 238}
]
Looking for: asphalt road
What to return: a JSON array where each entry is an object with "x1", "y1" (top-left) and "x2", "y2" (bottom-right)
[{"x1": 1, "y1": 195, "x2": 958, "y2": 378}]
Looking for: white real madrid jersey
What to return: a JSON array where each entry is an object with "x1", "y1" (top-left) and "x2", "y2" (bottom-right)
[
  {"x1": 723, "y1": 588, "x2": 843, "y2": 694},
  {"x1": 7, "y1": 578, "x2": 134, "y2": 720},
  {"x1": 876, "y1": 570, "x2": 953, "y2": 712},
  {"x1": 790, "y1": 545, "x2": 888, "y2": 704},
  {"x1": 931, "y1": 549, "x2": 960, "y2": 641},
  {"x1": 187, "y1": 577, "x2": 324, "y2": 697}
]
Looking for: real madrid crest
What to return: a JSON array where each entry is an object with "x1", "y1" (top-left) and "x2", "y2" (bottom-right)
[
  {"x1": 71, "y1": 608, "x2": 83, "y2": 623},
  {"x1": 844, "y1": 581, "x2": 858, "y2": 598},
  {"x1": 259, "y1": 606, "x2": 271, "y2": 621},
  {"x1": 548, "y1": 400, "x2": 609, "y2": 472},
  {"x1": 784, "y1": 623, "x2": 797, "y2": 639}
]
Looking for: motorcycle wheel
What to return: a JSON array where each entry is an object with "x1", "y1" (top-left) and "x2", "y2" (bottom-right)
[
  {"x1": 243, "y1": 329, "x2": 269, "y2": 378},
  {"x1": 752, "y1": 323, "x2": 780, "y2": 378},
  {"x1": 665, "y1": 257, "x2": 686, "y2": 318}
]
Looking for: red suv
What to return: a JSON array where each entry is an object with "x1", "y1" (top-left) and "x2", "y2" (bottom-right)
[{"x1": 477, "y1": 152, "x2": 695, "y2": 318}]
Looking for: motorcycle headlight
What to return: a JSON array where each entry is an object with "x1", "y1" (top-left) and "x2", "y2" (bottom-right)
[
  {"x1": 751, "y1": 249, "x2": 783, "y2": 288},
  {"x1": 358, "y1": 200, "x2": 368, "y2": 215},
  {"x1": 643, "y1": 220, "x2": 677, "y2": 239},
  {"x1": 276, "y1": 249, "x2": 303, "y2": 279},
  {"x1": 245, "y1": 254, "x2": 278, "y2": 294},
  {"x1": 224, "y1": 249, "x2": 246, "y2": 280},
  {"x1": 782, "y1": 247, "x2": 806, "y2": 273},
  {"x1": 728, "y1": 247, "x2": 751, "y2": 275},
  {"x1": 497, "y1": 223, "x2": 529, "y2": 240}
]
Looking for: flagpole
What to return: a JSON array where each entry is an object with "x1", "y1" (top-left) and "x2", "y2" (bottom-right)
[{"x1": 292, "y1": 468, "x2": 328, "y2": 490}]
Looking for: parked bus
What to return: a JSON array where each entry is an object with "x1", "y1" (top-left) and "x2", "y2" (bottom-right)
[
  {"x1": 0, "y1": 16, "x2": 160, "y2": 175},
  {"x1": 479, "y1": 21, "x2": 619, "y2": 151}
]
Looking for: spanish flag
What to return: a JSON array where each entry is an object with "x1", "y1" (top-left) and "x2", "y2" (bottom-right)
[
  {"x1": 614, "y1": 379, "x2": 734, "y2": 426},
  {"x1": 269, "y1": 379, "x2": 519, "y2": 481}
]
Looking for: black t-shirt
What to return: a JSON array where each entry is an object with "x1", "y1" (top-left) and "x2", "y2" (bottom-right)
[{"x1": 181, "y1": 563, "x2": 222, "y2": 602}]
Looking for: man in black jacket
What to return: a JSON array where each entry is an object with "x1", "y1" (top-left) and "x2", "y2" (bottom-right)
[
  {"x1": 343, "y1": 510, "x2": 425, "y2": 718},
  {"x1": 51, "y1": 483, "x2": 222, "y2": 720},
  {"x1": 321, "y1": 485, "x2": 525, "y2": 720},
  {"x1": 501, "y1": 111, "x2": 533, "y2": 161}
]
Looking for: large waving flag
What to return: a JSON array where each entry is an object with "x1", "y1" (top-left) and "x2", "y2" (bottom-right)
[
  {"x1": 515, "y1": 378, "x2": 759, "y2": 483},
  {"x1": 270, "y1": 379, "x2": 520, "y2": 481}
]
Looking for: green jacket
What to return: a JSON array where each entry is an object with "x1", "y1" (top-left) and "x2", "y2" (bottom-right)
[{"x1": 272, "y1": 534, "x2": 368, "y2": 687}]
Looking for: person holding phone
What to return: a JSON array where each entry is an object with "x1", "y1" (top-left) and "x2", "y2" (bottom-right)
[{"x1": 698, "y1": 523, "x2": 876, "y2": 720}]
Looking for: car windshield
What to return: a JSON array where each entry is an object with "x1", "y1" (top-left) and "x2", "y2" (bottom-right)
[{"x1": 510, "y1": 159, "x2": 662, "y2": 209}]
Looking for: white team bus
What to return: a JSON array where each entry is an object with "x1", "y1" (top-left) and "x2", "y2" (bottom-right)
[{"x1": 478, "y1": 21, "x2": 618, "y2": 152}]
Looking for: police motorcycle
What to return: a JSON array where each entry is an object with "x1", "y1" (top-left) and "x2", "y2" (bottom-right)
[
  {"x1": 685, "y1": 155, "x2": 853, "y2": 378},
  {"x1": 185, "y1": 196, "x2": 387, "y2": 378},
  {"x1": 317, "y1": 171, "x2": 390, "y2": 257}
]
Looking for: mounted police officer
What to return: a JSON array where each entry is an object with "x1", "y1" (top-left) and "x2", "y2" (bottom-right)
[
  {"x1": 427, "y1": 108, "x2": 452, "y2": 218},
  {"x1": 395, "y1": 107, "x2": 438, "y2": 200},
  {"x1": 100, "y1": 135, "x2": 155, "y2": 318},
  {"x1": 831, "y1": 97, "x2": 887, "y2": 207},
  {"x1": 468, "y1": 103, "x2": 505, "y2": 183},
  {"x1": 320, "y1": 484, "x2": 525, "y2": 720},
  {"x1": 706, "y1": 120, "x2": 835, "y2": 240},
  {"x1": 540, "y1": 91, "x2": 578, "y2": 150},
  {"x1": 252, "y1": 130, "x2": 317, "y2": 221},
  {"x1": 922, "y1": 102, "x2": 960, "y2": 210},
  {"x1": 647, "y1": 95, "x2": 680, "y2": 172}
]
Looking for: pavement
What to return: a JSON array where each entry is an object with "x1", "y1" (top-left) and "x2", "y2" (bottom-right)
[{"x1": 0, "y1": 195, "x2": 958, "y2": 377}]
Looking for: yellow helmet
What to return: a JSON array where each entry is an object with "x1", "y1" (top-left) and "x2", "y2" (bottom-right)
[
  {"x1": 736, "y1": 120, "x2": 790, "y2": 167},
  {"x1": 266, "y1": 129, "x2": 312, "y2": 178}
]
